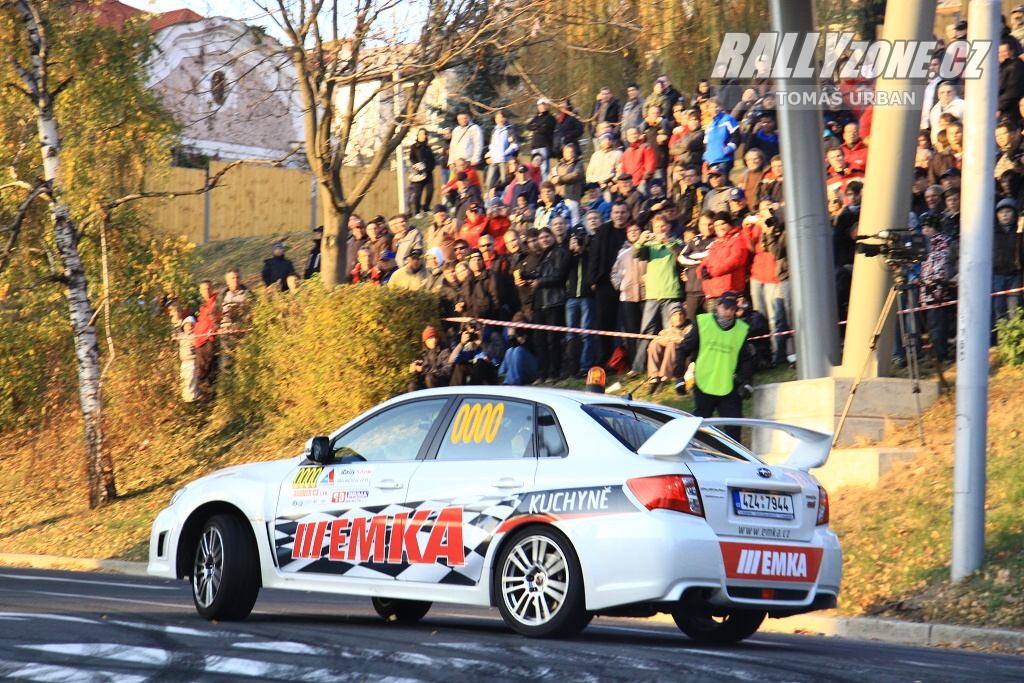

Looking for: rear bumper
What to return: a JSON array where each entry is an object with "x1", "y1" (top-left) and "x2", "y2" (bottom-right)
[{"x1": 564, "y1": 510, "x2": 842, "y2": 613}]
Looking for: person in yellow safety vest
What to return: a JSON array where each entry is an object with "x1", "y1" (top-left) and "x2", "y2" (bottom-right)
[{"x1": 675, "y1": 290, "x2": 755, "y2": 442}]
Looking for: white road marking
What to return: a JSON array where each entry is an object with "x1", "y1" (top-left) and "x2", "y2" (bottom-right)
[
  {"x1": 0, "y1": 612, "x2": 99, "y2": 624},
  {"x1": 0, "y1": 573, "x2": 178, "y2": 591},
  {"x1": 233, "y1": 641, "x2": 330, "y2": 655},
  {"x1": 0, "y1": 587, "x2": 192, "y2": 610},
  {"x1": 0, "y1": 661, "x2": 146, "y2": 683},
  {"x1": 202, "y1": 655, "x2": 422, "y2": 682},
  {"x1": 108, "y1": 619, "x2": 253, "y2": 639},
  {"x1": 20, "y1": 643, "x2": 170, "y2": 666}
]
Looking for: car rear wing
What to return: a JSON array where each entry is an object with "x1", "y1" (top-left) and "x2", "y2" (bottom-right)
[{"x1": 637, "y1": 416, "x2": 832, "y2": 472}]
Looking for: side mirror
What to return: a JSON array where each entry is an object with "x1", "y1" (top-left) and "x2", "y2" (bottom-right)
[{"x1": 305, "y1": 436, "x2": 333, "y2": 464}]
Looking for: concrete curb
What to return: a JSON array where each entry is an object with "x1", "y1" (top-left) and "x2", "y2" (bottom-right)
[
  {"x1": 2, "y1": 553, "x2": 1021, "y2": 651},
  {"x1": 0, "y1": 553, "x2": 149, "y2": 577},
  {"x1": 650, "y1": 612, "x2": 1024, "y2": 651}
]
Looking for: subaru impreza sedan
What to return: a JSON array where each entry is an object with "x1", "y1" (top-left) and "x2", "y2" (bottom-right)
[{"x1": 149, "y1": 386, "x2": 841, "y2": 642}]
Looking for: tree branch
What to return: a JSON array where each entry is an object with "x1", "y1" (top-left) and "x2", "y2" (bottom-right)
[{"x1": 0, "y1": 180, "x2": 48, "y2": 276}]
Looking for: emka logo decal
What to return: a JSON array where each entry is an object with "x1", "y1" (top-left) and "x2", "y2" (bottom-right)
[
  {"x1": 720, "y1": 541, "x2": 822, "y2": 583},
  {"x1": 291, "y1": 507, "x2": 465, "y2": 566}
]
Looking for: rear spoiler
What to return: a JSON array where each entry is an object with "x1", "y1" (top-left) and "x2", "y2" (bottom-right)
[{"x1": 637, "y1": 416, "x2": 832, "y2": 472}]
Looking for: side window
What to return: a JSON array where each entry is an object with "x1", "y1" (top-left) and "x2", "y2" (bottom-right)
[
  {"x1": 332, "y1": 399, "x2": 447, "y2": 463},
  {"x1": 537, "y1": 406, "x2": 568, "y2": 458},
  {"x1": 435, "y1": 398, "x2": 534, "y2": 461}
]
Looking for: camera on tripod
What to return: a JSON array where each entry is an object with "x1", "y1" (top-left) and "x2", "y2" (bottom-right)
[{"x1": 854, "y1": 229, "x2": 928, "y2": 263}]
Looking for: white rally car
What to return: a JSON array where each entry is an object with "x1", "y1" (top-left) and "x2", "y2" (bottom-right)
[{"x1": 149, "y1": 386, "x2": 841, "y2": 642}]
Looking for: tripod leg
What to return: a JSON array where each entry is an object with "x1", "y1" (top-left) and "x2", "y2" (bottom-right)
[
  {"x1": 833, "y1": 286, "x2": 899, "y2": 448},
  {"x1": 896, "y1": 286, "x2": 926, "y2": 446}
]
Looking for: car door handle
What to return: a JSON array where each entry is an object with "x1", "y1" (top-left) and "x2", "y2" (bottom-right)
[
  {"x1": 373, "y1": 479, "x2": 403, "y2": 490},
  {"x1": 492, "y1": 478, "x2": 524, "y2": 489}
]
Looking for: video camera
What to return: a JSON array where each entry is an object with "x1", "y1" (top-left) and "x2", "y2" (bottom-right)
[{"x1": 854, "y1": 229, "x2": 927, "y2": 263}]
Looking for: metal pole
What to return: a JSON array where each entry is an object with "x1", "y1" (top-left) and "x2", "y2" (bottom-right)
[
  {"x1": 838, "y1": 1, "x2": 935, "y2": 378},
  {"x1": 202, "y1": 164, "x2": 211, "y2": 245},
  {"x1": 952, "y1": 0, "x2": 998, "y2": 581},
  {"x1": 393, "y1": 72, "x2": 408, "y2": 215},
  {"x1": 770, "y1": 0, "x2": 840, "y2": 378}
]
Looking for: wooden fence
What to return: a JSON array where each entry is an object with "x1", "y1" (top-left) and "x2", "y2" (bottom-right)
[{"x1": 139, "y1": 162, "x2": 404, "y2": 243}]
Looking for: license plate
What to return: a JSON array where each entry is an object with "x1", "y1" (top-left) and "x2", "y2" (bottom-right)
[{"x1": 733, "y1": 490, "x2": 794, "y2": 520}]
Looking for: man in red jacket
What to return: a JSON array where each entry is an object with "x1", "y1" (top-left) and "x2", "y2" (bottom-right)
[
  {"x1": 699, "y1": 212, "x2": 750, "y2": 310},
  {"x1": 839, "y1": 121, "x2": 869, "y2": 175},
  {"x1": 619, "y1": 127, "x2": 657, "y2": 188},
  {"x1": 192, "y1": 279, "x2": 220, "y2": 400}
]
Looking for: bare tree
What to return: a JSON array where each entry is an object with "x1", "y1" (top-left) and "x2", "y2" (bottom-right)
[
  {"x1": 5, "y1": 0, "x2": 115, "y2": 506},
  {"x1": 253, "y1": 0, "x2": 541, "y2": 287}
]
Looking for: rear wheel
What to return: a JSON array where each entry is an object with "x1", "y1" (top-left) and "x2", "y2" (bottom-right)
[
  {"x1": 192, "y1": 514, "x2": 260, "y2": 621},
  {"x1": 495, "y1": 527, "x2": 590, "y2": 638},
  {"x1": 371, "y1": 597, "x2": 432, "y2": 623},
  {"x1": 671, "y1": 607, "x2": 766, "y2": 643}
]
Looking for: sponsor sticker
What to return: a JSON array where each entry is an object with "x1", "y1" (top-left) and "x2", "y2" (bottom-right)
[
  {"x1": 449, "y1": 401, "x2": 505, "y2": 444},
  {"x1": 331, "y1": 489, "x2": 369, "y2": 503},
  {"x1": 720, "y1": 541, "x2": 822, "y2": 583},
  {"x1": 293, "y1": 466, "x2": 323, "y2": 489},
  {"x1": 738, "y1": 526, "x2": 791, "y2": 540}
]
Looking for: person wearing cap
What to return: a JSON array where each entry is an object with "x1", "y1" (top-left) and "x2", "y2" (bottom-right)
[
  {"x1": 458, "y1": 201, "x2": 490, "y2": 249},
  {"x1": 644, "y1": 302, "x2": 688, "y2": 395},
  {"x1": 677, "y1": 291, "x2": 755, "y2": 442},
  {"x1": 940, "y1": 186, "x2": 961, "y2": 237},
  {"x1": 501, "y1": 163, "x2": 538, "y2": 209},
  {"x1": 618, "y1": 127, "x2": 657, "y2": 189},
  {"x1": 726, "y1": 186, "x2": 750, "y2": 223},
  {"x1": 374, "y1": 249, "x2": 399, "y2": 285},
  {"x1": 701, "y1": 97, "x2": 739, "y2": 178},
  {"x1": 551, "y1": 142, "x2": 584, "y2": 202},
  {"x1": 304, "y1": 225, "x2": 324, "y2": 280},
  {"x1": 486, "y1": 111, "x2": 518, "y2": 192},
  {"x1": 174, "y1": 314, "x2": 200, "y2": 403},
  {"x1": 484, "y1": 199, "x2": 511, "y2": 254},
  {"x1": 586, "y1": 133, "x2": 623, "y2": 189},
  {"x1": 701, "y1": 164, "x2": 734, "y2": 214},
  {"x1": 700, "y1": 212, "x2": 750, "y2": 311},
  {"x1": 993, "y1": 198, "x2": 1023, "y2": 326},
  {"x1": 527, "y1": 98, "x2": 557, "y2": 178},
  {"x1": 579, "y1": 182, "x2": 610, "y2": 221},
  {"x1": 387, "y1": 247, "x2": 429, "y2": 291},
  {"x1": 422, "y1": 247, "x2": 446, "y2": 292},
  {"x1": 409, "y1": 326, "x2": 452, "y2": 392},
  {"x1": 261, "y1": 240, "x2": 296, "y2": 291},
  {"x1": 449, "y1": 111, "x2": 484, "y2": 168},
  {"x1": 452, "y1": 171, "x2": 484, "y2": 229}
]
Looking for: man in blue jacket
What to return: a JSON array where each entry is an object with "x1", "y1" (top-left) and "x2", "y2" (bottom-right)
[{"x1": 702, "y1": 98, "x2": 740, "y2": 178}]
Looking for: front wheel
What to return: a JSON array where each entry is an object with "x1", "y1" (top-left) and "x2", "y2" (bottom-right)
[
  {"x1": 371, "y1": 597, "x2": 431, "y2": 623},
  {"x1": 495, "y1": 527, "x2": 590, "y2": 638},
  {"x1": 671, "y1": 607, "x2": 766, "y2": 643},
  {"x1": 192, "y1": 514, "x2": 260, "y2": 621}
]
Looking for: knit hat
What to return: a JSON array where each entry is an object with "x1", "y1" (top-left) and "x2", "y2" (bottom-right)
[
  {"x1": 422, "y1": 326, "x2": 438, "y2": 343},
  {"x1": 427, "y1": 246, "x2": 445, "y2": 265}
]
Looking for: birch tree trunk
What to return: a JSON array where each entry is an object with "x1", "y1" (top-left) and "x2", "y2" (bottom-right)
[{"x1": 12, "y1": 0, "x2": 116, "y2": 506}]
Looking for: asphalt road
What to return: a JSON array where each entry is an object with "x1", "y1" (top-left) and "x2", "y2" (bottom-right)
[{"x1": 0, "y1": 567, "x2": 1019, "y2": 682}]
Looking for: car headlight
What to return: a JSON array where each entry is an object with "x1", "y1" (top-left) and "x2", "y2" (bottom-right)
[{"x1": 170, "y1": 486, "x2": 188, "y2": 506}]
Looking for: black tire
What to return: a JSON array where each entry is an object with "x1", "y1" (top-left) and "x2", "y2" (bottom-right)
[
  {"x1": 494, "y1": 527, "x2": 589, "y2": 638},
  {"x1": 191, "y1": 514, "x2": 260, "y2": 621},
  {"x1": 371, "y1": 597, "x2": 432, "y2": 623},
  {"x1": 671, "y1": 607, "x2": 766, "y2": 644}
]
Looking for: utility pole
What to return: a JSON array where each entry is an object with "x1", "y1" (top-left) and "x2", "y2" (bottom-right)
[
  {"x1": 952, "y1": 0, "x2": 998, "y2": 581},
  {"x1": 769, "y1": 0, "x2": 840, "y2": 378},
  {"x1": 393, "y1": 71, "x2": 408, "y2": 215},
  {"x1": 838, "y1": 0, "x2": 936, "y2": 378}
]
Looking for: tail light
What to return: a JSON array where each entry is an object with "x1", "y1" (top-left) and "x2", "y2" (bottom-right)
[
  {"x1": 627, "y1": 475, "x2": 704, "y2": 517},
  {"x1": 816, "y1": 485, "x2": 830, "y2": 525}
]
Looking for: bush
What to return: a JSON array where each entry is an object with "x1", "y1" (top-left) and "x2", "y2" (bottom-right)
[
  {"x1": 215, "y1": 284, "x2": 440, "y2": 442},
  {"x1": 996, "y1": 308, "x2": 1024, "y2": 366}
]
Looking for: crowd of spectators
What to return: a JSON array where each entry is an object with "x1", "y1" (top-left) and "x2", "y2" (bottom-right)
[{"x1": 171, "y1": 13, "x2": 1024, "y2": 400}]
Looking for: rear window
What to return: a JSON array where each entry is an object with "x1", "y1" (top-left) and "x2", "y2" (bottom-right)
[
  {"x1": 582, "y1": 404, "x2": 672, "y2": 451},
  {"x1": 686, "y1": 428, "x2": 750, "y2": 462}
]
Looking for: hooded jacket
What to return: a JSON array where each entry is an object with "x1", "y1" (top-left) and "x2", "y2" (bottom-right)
[{"x1": 700, "y1": 228, "x2": 750, "y2": 298}]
